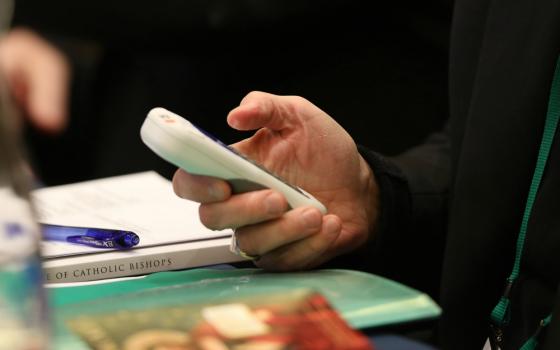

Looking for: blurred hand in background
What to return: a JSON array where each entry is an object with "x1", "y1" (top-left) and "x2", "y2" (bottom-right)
[{"x1": 0, "y1": 28, "x2": 70, "y2": 133}]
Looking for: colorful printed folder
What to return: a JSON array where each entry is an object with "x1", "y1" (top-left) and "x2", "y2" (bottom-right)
[{"x1": 49, "y1": 268, "x2": 441, "y2": 349}]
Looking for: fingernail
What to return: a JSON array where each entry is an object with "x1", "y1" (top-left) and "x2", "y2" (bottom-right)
[
  {"x1": 301, "y1": 208, "x2": 321, "y2": 228},
  {"x1": 265, "y1": 192, "x2": 284, "y2": 215}
]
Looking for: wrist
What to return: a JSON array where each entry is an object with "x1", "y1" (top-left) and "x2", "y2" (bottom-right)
[{"x1": 358, "y1": 154, "x2": 380, "y2": 239}]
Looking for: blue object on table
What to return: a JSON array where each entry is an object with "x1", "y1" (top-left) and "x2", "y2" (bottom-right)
[{"x1": 41, "y1": 223, "x2": 140, "y2": 249}]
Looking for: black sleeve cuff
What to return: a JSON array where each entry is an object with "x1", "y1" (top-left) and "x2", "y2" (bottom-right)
[
  {"x1": 357, "y1": 145, "x2": 412, "y2": 249},
  {"x1": 323, "y1": 145, "x2": 413, "y2": 272}
]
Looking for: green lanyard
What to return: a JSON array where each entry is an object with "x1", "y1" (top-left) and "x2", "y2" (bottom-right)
[{"x1": 489, "y1": 57, "x2": 560, "y2": 349}]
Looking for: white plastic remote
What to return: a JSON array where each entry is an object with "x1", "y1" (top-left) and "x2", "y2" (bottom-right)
[{"x1": 140, "y1": 107, "x2": 327, "y2": 213}]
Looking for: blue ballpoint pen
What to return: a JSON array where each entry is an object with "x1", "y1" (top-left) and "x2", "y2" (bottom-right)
[{"x1": 41, "y1": 223, "x2": 140, "y2": 249}]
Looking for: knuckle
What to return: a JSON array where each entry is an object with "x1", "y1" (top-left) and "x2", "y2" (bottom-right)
[
  {"x1": 290, "y1": 95, "x2": 310, "y2": 106},
  {"x1": 242, "y1": 90, "x2": 266, "y2": 104},
  {"x1": 247, "y1": 90, "x2": 264, "y2": 98},
  {"x1": 247, "y1": 190, "x2": 275, "y2": 216}
]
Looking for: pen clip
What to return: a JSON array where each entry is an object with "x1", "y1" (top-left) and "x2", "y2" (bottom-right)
[
  {"x1": 67, "y1": 233, "x2": 139, "y2": 249},
  {"x1": 67, "y1": 236, "x2": 116, "y2": 248}
]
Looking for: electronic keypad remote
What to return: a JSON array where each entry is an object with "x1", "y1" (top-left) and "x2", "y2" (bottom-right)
[{"x1": 140, "y1": 108, "x2": 327, "y2": 213}]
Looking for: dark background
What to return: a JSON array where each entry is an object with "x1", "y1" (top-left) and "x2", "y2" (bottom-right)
[
  {"x1": 14, "y1": 1, "x2": 452, "y2": 184},
  {"x1": 14, "y1": 1, "x2": 453, "y2": 301}
]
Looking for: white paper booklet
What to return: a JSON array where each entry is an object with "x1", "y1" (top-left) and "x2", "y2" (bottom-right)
[
  {"x1": 33, "y1": 171, "x2": 231, "y2": 258},
  {"x1": 32, "y1": 172, "x2": 242, "y2": 283}
]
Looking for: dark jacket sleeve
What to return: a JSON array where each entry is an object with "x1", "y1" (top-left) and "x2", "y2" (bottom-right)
[
  {"x1": 542, "y1": 287, "x2": 560, "y2": 349},
  {"x1": 354, "y1": 123, "x2": 451, "y2": 297}
]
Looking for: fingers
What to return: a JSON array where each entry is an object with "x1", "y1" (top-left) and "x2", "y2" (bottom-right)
[
  {"x1": 172, "y1": 169, "x2": 231, "y2": 203},
  {"x1": 199, "y1": 189, "x2": 288, "y2": 230},
  {"x1": 253, "y1": 215, "x2": 342, "y2": 271},
  {"x1": 173, "y1": 168, "x2": 291, "y2": 230},
  {"x1": 0, "y1": 28, "x2": 70, "y2": 133},
  {"x1": 233, "y1": 206, "x2": 323, "y2": 255}
]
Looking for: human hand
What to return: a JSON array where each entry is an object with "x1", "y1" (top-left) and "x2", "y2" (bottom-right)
[
  {"x1": 173, "y1": 91, "x2": 379, "y2": 271},
  {"x1": 0, "y1": 28, "x2": 70, "y2": 133}
]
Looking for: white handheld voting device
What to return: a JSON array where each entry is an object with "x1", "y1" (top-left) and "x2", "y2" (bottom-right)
[{"x1": 140, "y1": 108, "x2": 327, "y2": 213}]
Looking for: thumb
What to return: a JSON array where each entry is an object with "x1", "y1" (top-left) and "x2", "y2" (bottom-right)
[{"x1": 227, "y1": 91, "x2": 296, "y2": 132}]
